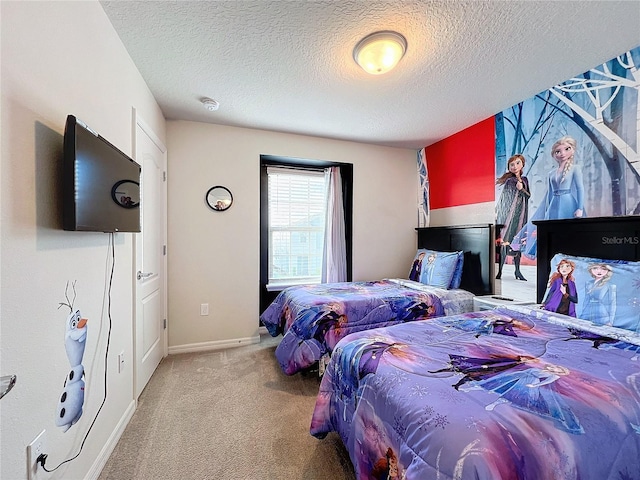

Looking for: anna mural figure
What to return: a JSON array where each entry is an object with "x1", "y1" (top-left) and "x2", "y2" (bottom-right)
[
  {"x1": 511, "y1": 136, "x2": 585, "y2": 259},
  {"x1": 495, "y1": 154, "x2": 530, "y2": 281},
  {"x1": 542, "y1": 259, "x2": 578, "y2": 317}
]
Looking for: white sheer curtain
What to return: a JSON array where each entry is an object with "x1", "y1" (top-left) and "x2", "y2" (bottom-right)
[{"x1": 321, "y1": 166, "x2": 347, "y2": 282}]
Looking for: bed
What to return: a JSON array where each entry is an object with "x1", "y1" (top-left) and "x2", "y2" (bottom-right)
[
  {"x1": 261, "y1": 224, "x2": 494, "y2": 375},
  {"x1": 310, "y1": 216, "x2": 640, "y2": 479}
]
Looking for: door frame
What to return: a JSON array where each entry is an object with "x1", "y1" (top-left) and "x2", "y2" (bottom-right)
[{"x1": 132, "y1": 108, "x2": 168, "y2": 398}]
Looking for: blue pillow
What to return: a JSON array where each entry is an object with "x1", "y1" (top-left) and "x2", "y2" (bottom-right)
[
  {"x1": 543, "y1": 253, "x2": 640, "y2": 333},
  {"x1": 408, "y1": 249, "x2": 461, "y2": 289},
  {"x1": 448, "y1": 252, "x2": 465, "y2": 289}
]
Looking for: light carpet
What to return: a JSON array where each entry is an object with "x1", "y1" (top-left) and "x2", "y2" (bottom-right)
[{"x1": 98, "y1": 335, "x2": 355, "y2": 479}]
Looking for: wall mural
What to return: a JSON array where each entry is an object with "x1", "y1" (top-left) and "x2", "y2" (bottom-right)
[
  {"x1": 56, "y1": 281, "x2": 87, "y2": 432},
  {"x1": 495, "y1": 46, "x2": 640, "y2": 267},
  {"x1": 417, "y1": 147, "x2": 429, "y2": 227}
]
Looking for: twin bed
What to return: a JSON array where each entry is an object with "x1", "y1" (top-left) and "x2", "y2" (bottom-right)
[
  {"x1": 308, "y1": 216, "x2": 640, "y2": 478},
  {"x1": 261, "y1": 216, "x2": 640, "y2": 478},
  {"x1": 260, "y1": 224, "x2": 494, "y2": 374}
]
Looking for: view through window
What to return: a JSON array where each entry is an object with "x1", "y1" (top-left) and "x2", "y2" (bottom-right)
[{"x1": 267, "y1": 167, "x2": 326, "y2": 287}]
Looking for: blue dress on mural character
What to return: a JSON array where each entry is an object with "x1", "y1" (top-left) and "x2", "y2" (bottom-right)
[{"x1": 542, "y1": 165, "x2": 585, "y2": 220}]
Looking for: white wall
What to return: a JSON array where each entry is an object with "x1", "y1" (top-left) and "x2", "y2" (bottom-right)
[
  {"x1": 429, "y1": 202, "x2": 495, "y2": 227},
  {"x1": 1, "y1": 2, "x2": 165, "y2": 479},
  {"x1": 166, "y1": 121, "x2": 418, "y2": 349}
]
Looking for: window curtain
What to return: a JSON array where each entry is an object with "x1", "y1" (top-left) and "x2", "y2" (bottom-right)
[{"x1": 322, "y1": 166, "x2": 347, "y2": 282}]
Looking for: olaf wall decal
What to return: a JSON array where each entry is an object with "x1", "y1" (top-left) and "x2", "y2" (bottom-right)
[{"x1": 56, "y1": 281, "x2": 88, "y2": 432}]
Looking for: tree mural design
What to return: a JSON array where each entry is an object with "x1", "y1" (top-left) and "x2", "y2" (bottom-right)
[{"x1": 496, "y1": 46, "x2": 640, "y2": 233}]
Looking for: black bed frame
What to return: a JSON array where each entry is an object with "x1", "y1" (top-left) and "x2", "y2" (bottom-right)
[
  {"x1": 534, "y1": 216, "x2": 640, "y2": 303},
  {"x1": 416, "y1": 224, "x2": 494, "y2": 296}
]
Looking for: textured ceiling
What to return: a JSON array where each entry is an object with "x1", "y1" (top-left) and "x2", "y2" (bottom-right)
[{"x1": 100, "y1": 1, "x2": 640, "y2": 150}]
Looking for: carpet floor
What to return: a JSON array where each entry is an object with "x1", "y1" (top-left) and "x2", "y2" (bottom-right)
[{"x1": 98, "y1": 335, "x2": 355, "y2": 479}]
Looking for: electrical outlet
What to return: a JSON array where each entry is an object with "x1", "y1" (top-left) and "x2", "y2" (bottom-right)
[
  {"x1": 200, "y1": 303, "x2": 209, "y2": 316},
  {"x1": 27, "y1": 429, "x2": 47, "y2": 480},
  {"x1": 118, "y1": 351, "x2": 125, "y2": 373}
]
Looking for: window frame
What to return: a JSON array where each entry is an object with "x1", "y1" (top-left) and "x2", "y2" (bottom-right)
[
  {"x1": 259, "y1": 155, "x2": 353, "y2": 314},
  {"x1": 266, "y1": 166, "x2": 327, "y2": 289}
]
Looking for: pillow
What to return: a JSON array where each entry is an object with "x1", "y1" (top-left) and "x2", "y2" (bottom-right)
[
  {"x1": 408, "y1": 249, "x2": 462, "y2": 289},
  {"x1": 448, "y1": 252, "x2": 465, "y2": 289},
  {"x1": 542, "y1": 253, "x2": 640, "y2": 333}
]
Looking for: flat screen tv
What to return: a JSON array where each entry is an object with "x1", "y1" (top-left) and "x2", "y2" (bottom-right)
[{"x1": 63, "y1": 115, "x2": 141, "y2": 232}]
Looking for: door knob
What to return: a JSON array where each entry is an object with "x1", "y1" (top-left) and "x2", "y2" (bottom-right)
[{"x1": 137, "y1": 271, "x2": 154, "y2": 280}]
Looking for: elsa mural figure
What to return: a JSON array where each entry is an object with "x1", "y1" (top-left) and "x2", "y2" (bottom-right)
[
  {"x1": 579, "y1": 263, "x2": 616, "y2": 326},
  {"x1": 542, "y1": 136, "x2": 585, "y2": 219},
  {"x1": 511, "y1": 136, "x2": 585, "y2": 259}
]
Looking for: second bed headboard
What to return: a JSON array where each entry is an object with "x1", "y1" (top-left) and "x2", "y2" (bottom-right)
[
  {"x1": 534, "y1": 216, "x2": 640, "y2": 303},
  {"x1": 416, "y1": 224, "x2": 494, "y2": 296}
]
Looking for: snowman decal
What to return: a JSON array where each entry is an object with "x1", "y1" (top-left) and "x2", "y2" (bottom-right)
[{"x1": 56, "y1": 282, "x2": 88, "y2": 432}]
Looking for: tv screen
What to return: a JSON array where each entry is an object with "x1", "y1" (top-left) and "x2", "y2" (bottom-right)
[{"x1": 63, "y1": 115, "x2": 141, "y2": 232}]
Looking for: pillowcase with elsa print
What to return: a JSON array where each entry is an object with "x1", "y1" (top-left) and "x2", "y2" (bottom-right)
[{"x1": 543, "y1": 253, "x2": 640, "y2": 333}]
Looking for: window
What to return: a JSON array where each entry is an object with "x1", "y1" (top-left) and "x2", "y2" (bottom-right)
[
  {"x1": 267, "y1": 167, "x2": 326, "y2": 288},
  {"x1": 260, "y1": 155, "x2": 353, "y2": 314}
]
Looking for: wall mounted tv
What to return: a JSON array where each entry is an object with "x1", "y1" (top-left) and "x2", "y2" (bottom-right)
[{"x1": 63, "y1": 115, "x2": 141, "y2": 232}]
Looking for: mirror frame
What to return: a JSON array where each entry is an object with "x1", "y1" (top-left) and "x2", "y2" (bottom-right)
[
  {"x1": 111, "y1": 180, "x2": 140, "y2": 209},
  {"x1": 206, "y1": 185, "x2": 233, "y2": 211}
]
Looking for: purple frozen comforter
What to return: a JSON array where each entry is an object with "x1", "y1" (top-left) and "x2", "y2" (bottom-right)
[
  {"x1": 311, "y1": 306, "x2": 640, "y2": 479},
  {"x1": 261, "y1": 280, "x2": 472, "y2": 375}
]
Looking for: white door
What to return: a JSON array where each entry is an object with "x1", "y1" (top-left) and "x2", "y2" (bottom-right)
[{"x1": 133, "y1": 111, "x2": 167, "y2": 398}]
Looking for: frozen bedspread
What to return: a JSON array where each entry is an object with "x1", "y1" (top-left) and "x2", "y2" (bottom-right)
[
  {"x1": 310, "y1": 306, "x2": 640, "y2": 479},
  {"x1": 260, "y1": 279, "x2": 473, "y2": 375}
]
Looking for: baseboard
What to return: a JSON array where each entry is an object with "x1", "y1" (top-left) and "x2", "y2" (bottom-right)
[
  {"x1": 168, "y1": 335, "x2": 261, "y2": 355},
  {"x1": 86, "y1": 399, "x2": 136, "y2": 480}
]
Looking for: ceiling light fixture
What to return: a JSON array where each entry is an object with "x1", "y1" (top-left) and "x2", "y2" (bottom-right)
[
  {"x1": 201, "y1": 98, "x2": 220, "y2": 111},
  {"x1": 353, "y1": 30, "x2": 407, "y2": 75}
]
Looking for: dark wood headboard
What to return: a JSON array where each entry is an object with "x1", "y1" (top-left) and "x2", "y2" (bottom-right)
[
  {"x1": 416, "y1": 224, "x2": 494, "y2": 296},
  {"x1": 534, "y1": 216, "x2": 640, "y2": 303}
]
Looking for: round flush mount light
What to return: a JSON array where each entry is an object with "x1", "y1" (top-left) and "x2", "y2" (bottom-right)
[
  {"x1": 353, "y1": 31, "x2": 407, "y2": 75},
  {"x1": 201, "y1": 97, "x2": 220, "y2": 111}
]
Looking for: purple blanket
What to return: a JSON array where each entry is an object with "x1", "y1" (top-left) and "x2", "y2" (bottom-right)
[
  {"x1": 261, "y1": 280, "x2": 465, "y2": 375},
  {"x1": 311, "y1": 306, "x2": 640, "y2": 479}
]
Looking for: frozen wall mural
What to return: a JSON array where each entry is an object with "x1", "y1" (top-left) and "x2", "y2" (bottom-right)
[
  {"x1": 417, "y1": 147, "x2": 429, "y2": 227},
  {"x1": 495, "y1": 46, "x2": 640, "y2": 266},
  {"x1": 56, "y1": 281, "x2": 87, "y2": 432}
]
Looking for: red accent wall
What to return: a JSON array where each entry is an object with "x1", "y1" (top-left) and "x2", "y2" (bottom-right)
[{"x1": 426, "y1": 117, "x2": 495, "y2": 209}]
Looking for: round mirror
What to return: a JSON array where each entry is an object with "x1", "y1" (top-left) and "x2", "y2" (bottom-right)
[
  {"x1": 206, "y1": 186, "x2": 233, "y2": 211},
  {"x1": 111, "y1": 180, "x2": 140, "y2": 208}
]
